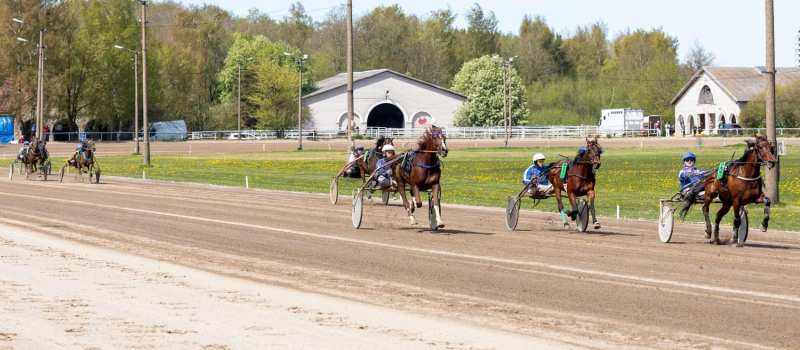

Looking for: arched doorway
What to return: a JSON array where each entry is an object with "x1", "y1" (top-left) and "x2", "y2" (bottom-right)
[
  {"x1": 687, "y1": 115, "x2": 695, "y2": 135},
  {"x1": 366, "y1": 103, "x2": 405, "y2": 129},
  {"x1": 720, "y1": 115, "x2": 726, "y2": 125},
  {"x1": 52, "y1": 119, "x2": 78, "y2": 142},
  {"x1": 730, "y1": 114, "x2": 737, "y2": 124},
  {"x1": 677, "y1": 115, "x2": 685, "y2": 135},
  {"x1": 337, "y1": 112, "x2": 361, "y2": 130},
  {"x1": 411, "y1": 112, "x2": 433, "y2": 128}
]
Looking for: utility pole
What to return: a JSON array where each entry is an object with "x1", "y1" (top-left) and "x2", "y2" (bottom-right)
[
  {"x1": 114, "y1": 45, "x2": 139, "y2": 152},
  {"x1": 297, "y1": 59, "x2": 303, "y2": 150},
  {"x1": 346, "y1": 0, "x2": 355, "y2": 154},
  {"x1": 507, "y1": 56, "x2": 517, "y2": 144},
  {"x1": 501, "y1": 61, "x2": 507, "y2": 147},
  {"x1": 140, "y1": 0, "x2": 150, "y2": 165},
  {"x1": 37, "y1": 28, "x2": 44, "y2": 140},
  {"x1": 765, "y1": 0, "x2": 779, "y2": 203},
  {"x1": 238, "y1": 61, "x2": 242, "y2": 140}
]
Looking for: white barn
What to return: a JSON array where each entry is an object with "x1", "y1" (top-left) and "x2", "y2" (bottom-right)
[
  {"x1": 671, "y1": 66, "x2": 800, "y2": 136},
  {"x1": 303, "y1": 69, "x2": 466, "y2": 130}
]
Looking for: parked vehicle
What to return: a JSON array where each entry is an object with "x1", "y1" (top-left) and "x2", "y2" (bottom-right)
[
  {"x1": 227, "y1": 132, "x2": 260, "y2": 140},
  {"x1": 717, "y1": 123, "x2": 742, "y2": 135},
  {"x1": 143, "y1": 120, "x2": 187, "y2": 140},
  {"x1": 598, "y1": 109, "x2": 644, "y2": 136}
]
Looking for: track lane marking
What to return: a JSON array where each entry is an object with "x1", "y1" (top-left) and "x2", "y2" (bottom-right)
[{"x1": 2, "y1": 190, "x2": 800, "y2": 305}]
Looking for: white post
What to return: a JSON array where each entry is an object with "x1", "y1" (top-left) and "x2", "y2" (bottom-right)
[
  {"x1": 143, "y1": 171, "x2": 145, "y2": 180},
  {"x1": 328, "y1": 144, "x2": 330, "y2": 150},
  {"x1": 640, "y1": 141, "x2": 643, "y2": 148},
  {"x1": 189, "y1": 145, "x2": 192, "y2": 154},
  {"x1": 616, "y1": 205, "x2": 620, "y2": 218},
  {"x1": 262, "y1": 144, "x2": 265, "y2": 151},
  {"x1": 723, "y1": 140, "x2": 726, "y2": 146},
  {"x1": 246, "y1": 176, "x2": 249, "y2": 189}
]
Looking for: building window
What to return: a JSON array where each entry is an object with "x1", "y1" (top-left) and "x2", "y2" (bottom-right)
[{"x1": 698, "y1": 85, "x2": 714, "y2": 104}]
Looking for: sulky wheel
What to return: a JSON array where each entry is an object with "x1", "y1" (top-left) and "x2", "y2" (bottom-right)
[
  {"x1": 351, "y1": 190, "x2": 363, "y2": 229},
  {"x1": 737, "y1": 209, "x2": 749, "y2": 245},
  {"x1": 8, "y1": 163, "x2": 13, "y2": 180},
  {"x1": 330, "y1": 177, "x2": 338, "y2": 204},
  {"x1": 428, "y1": 193, "x2": 438, "y2": 231},
  {"x1": 506, "y1": 196, "x2": 520, "y2": 231},
  {"x1": 658, "y1": 202, "x2": 674, "y2": 243},
  {"x1": 576, "y1": 199, "x2": 589, "y2": 232},
  {"x1": 59, "y1": 166, "x2": 65, "y2": 183}
]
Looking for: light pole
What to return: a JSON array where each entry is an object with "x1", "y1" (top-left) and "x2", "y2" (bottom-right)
[
  {"x1": 492, "y1": 56, "x2": 508, "y2": 146},
  {"x1": 507, "y1": 56, "x2": 518, "y2": 144},
  {"x1": 114, "y1": 45, "x2": 139, "y2": 153},
  {"x1": 346, "y1": 0, "x2": 355, "y2": 154},
  {"x1": 237, "y1": 57, "x2": 253, "y2": 140},
  {"x1": 765, "y1": 0, "x2": 779, "y2": 203},
  {"x1": 13, "y1": 18, "x2": 45, "y2": 141},
  {"x1": 284, "y1": 52, "x2": 308, "y2": 150},
  {"x1": 139, "y1": 0, "x2": 150, "y2": 165}
]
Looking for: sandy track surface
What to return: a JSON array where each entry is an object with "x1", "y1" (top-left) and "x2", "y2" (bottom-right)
[
  {"x1": 1, "y1": 175, "x2": 799, "y2": 349},
  {"x1": 2, "y1": 136, "x2": 797, "y2": 157}
]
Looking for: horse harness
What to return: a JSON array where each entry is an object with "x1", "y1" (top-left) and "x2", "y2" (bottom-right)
[{"x1": 717, "y1": 144, "x2": 771, "y2": 200}]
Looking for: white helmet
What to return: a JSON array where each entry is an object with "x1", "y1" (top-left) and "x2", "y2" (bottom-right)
[
  {"x1": 533, "y1": 153, "x2": 546, "y2": 162},
  {"x1": 382, "y1": 145, "x2": 395, "y2": 152}
]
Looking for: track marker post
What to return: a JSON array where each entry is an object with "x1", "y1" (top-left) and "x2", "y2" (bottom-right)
[
  {"x1": 246, "y1": 176, "x2": 249, "y2": 189},
  {"x1": 328, "y1": 144, "x2": 330, "y2": 150},
  {"x1": 616, "y1": 205, "x2": 620, "y2": 218},
  {"x1": 262, "y1": 144, "x2": 265, "y2": 151},
  {"x1": 640, "y1": 141, "x2": 643, "y2": 148},
  {"x1": 143, "y1": 171, "x2": 145, "y2": 180},
  {"x1": 189, "y1": 145, "x2": 192, "y2": 154}
]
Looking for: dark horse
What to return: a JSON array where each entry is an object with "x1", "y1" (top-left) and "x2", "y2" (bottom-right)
[
  {"x1": 392, "y1": 125, "x2": 448, "y2": 227},
  {"x1": 356, "y1": 136, "x2": 393, "y2": 186},
  {"x1": 69, "y1": 141, "x2": 97, "y2": 182},
  {"x1": 23, "y1": 137, "x2": 44, "y2": 176},
  {"x1": 547, "y1": 137, "x2": 603, "y2": 229},
  {"x1": 679, "y1": 135, "x2": 777, "y2": 247}
]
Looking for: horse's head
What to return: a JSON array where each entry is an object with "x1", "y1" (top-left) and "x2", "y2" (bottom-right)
[
  {"x1": 584, "y1": 137, "x2": 603, "y2": 169},
  {"x1": 751, "y1": 134, "x2": 776, "y2": 169},
  {"x1": 381, "y1": 137, "x2": 394, "y2": 151},
  {"x1": 429, "y1": 125, "x2": 448, "y2": 157}
]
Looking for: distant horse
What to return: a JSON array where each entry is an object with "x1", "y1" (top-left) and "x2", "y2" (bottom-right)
[
  {"x1": 69, "y1": 141, "x2": 97, "y2": 183},
  {"x1": 392, "y1": 125, "x2": 448, "y2": 227},
  {"x1": 546, "y1": 137, "x2": 603, "y2": 229},
  {"x1": 680, "y1": 135, "x2": 777, "y2": 246},
  {"x1": 356, "y1": 136, "x2": 394, "y2": 188},
  {"x1": 23, "y1": 137, "x2": 43, "y2": 177}
]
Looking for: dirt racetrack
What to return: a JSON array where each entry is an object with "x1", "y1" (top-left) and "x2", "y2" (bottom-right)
[
  {"x1": 1, "y1": 175, "x2": 800, "y2": 349},
  {"x1": 3, "y1": 136, "x2": 799, "y2": 158}
]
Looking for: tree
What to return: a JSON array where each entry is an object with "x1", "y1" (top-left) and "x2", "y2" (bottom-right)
[
  {"x1": 740, "y1": 79, "x2": 800, "y2": 128},
  {"x1": 247, "y1": 59, "x2": 312, "y2": 133},
  {"x1": 462, "y1": 4, "x2": 499, "y2": 60},
  {"x1": 680, "y1": 40, "x2": 716, "y2": 79},
  {"x1": 561, "y1": 21, "x2": 609, "y2": 78},
  {"x1": 451, "y1": 56, "x2": 528, "y2": 126}
]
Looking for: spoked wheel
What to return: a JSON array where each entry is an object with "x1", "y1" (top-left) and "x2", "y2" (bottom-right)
[
  {"x1": 382, "y1": 190, "x2": 390, "y2": 205},
  {"x1": 351, "y1": 190, "x2": 364, "y2": 229},
  {"x1": 8, "y1": 163, "x2": 13, "y2": 180},
  {"x1": 59, "y1": 166, "x2": 66, "y2": 183},
  {"x1": 658, "y1": 202, "x2": 674, "y2": 243},
  {"x1": 576, "y1": 199, "x2": 589, "y2": 232},
  {"x1": 737, "y1": 209, "x2": 749, "y2": 245},
  {"x1": 329, "y1": 177, "x2": 339, "y2": 204},
  {"x1": 506, "y1": 196, "x2": 520, "y2": 231},
  {"x1": 43, "y1": 163, "x2": 49, "y2": 181},
  {"x1": 95, "y1": 168, "x2": 100, "y2": 184}
]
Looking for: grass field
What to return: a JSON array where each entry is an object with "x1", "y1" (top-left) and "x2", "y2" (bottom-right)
[{"x1": 16, "y1": 144, "x2": 800, "y2": 231}]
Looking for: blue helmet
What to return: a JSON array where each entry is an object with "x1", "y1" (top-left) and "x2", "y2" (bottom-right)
[
  {"x1": 682, "y1": 152, "x2": 696, "y2": 161},
  {"x1": 579, "y1": 147, "x2": 585, "y2": 152},
  {"x1": 355, "y1": 145, "x2": 364, "y2": 150},
  {"x1": 23, "y1": 141, "x2": 29, "y2": 145}
]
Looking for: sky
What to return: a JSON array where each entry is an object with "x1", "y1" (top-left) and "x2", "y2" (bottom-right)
[{"x1": 179, "y1": 0, "x2": 800, "y2": 67}]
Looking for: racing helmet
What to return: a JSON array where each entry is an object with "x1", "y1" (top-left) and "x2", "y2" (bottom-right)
[
  {"x1": 382, "y1": 144, "x2": 395, "y2": 153},
  {"x1": 76, "y1": 144, "x2": 82, "y2": 150},
  {"x1": 355, "y1": 145, "x2": 364, "y2": 150},
  {"x1": 682, "y1": 152, "x2": 696, "y2": 162},
  {"x1": 23, "y1": 141, "x2": 29, "y2": 145},
  {"x1": 532, "y1": 153, "x2": 546, "y2": 162}
]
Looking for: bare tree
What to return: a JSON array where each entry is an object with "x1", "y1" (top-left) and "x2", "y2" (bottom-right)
[{"x1": 681, "y1": 40, "x2": 716, "y2": 78}]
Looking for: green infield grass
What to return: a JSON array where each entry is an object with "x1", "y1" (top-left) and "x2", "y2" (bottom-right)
[{"x1": 13, "y1": 144, "x2": 800, "y2": 231}]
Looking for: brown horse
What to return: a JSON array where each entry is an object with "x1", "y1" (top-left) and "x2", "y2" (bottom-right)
[
  {"x1": 546, "y1": 137, "x2": 603, "y2": 229},
  {"x1": 392, "y1": 125, "x2": 448, "y2": 227},
  {"x1": 679, "y1": 135, "x2": 777, "y2": 246},
  {"x1": 356, "y1": 136, "x2": 393, "y2": 193},
  {"x1": 23, "y1": 137, "x2": 44, "y2": 176},
  {"x1": 69, "y1": 141, "x2": 97, "y2": 182}
]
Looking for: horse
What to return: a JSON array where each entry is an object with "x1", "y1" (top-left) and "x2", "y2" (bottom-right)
[
  {"x1": 546, "y1": 137, "x2": 603, "y2": 229},
  {"x1": 69, "y1": 141, "x2": 97, "y2": 183},
  {"x1": 679, "y1": 135, "x2": 777, "y2": 247},
  {"x1": 391, "y1": 125, "x2": 448, "y2": 227},
  {"x1": 23, "y1": 137, "x2": 43, "y2": 176},
  {"x1": 356, "y1": 136, "x2": 394, "y2": 193}
]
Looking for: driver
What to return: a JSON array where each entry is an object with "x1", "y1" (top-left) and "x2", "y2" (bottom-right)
[
  {"x1": 679, "y1": 152, "x2": 705, "y2": 199},
  {"x1": 523, "y1": 153, "x2": 553, "y2": 197},
  {"x1": 375, "y1": 144, "x2": 395, "y2": 189},
  {"x1": 344, "y1": 145, "x2": 364, "y2": 178},
  {"x1": 17, "y1": 141, "x2": 30, "y2": 160}
]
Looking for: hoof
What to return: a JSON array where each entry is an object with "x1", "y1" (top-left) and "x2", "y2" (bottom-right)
[
  {"x1": 410, "y1": 217, "x2": 418, "y2": 225},
  {"x1": 712, "y1": 239, "x2": 721, "y2": 245},
  {"x1": 593, "y1": 222, "x2": 601, "y2": 229},
  {"x1": 704, "y1": 233, "x2": 712, "y2": 239},
  {"x1": 563, "y1": 223, "x2": 569, "y2": 229},
  {"x1": 760, "y1": 224, "x2": 767, "y2": 232},
  {"x1": 734, "y1": 242, "x2": 744, "y2": 248},
  {"x1": 437, "y1": 222, "x2": 445, "y2": 229}
]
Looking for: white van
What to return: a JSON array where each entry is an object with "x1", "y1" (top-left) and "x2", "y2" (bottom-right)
[{"x1": 146, "y1": 120, "x2": 187, "y2": 140}]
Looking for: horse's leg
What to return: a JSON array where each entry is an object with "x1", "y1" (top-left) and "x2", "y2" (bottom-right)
[
  {"x1": 713, "y1": 201, "x2": 731, "y2": 245},
  {"x1": 731, "y1": 200, "x2": 743, "y2": 247},
  {"x1": 567, "y1": 190, "x2": 578, "y2": 221},
  {"x1": 553, "y1": 182, "x2": 569, "y2": 228},
  {"x1": 702, "y1": 199, "x2": 713, "y2": 240},
  {"x1": 757, "y1": 193, "x2": 770, "y2": 232},
  {"x1": 408, "y1": 184, "x2": 419, "y2": 225},
  {"x1": 413, "y1": 184, "x2": 423, "y2": 209},
  {"x1": 588, "y1": 189, "x2": 600, "y2": 229},
  {"x1": 432, "y1": 183, "x2": 444, "y2": 228}
]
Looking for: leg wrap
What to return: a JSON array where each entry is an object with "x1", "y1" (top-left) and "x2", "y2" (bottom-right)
[{"x1": 559, "y1": 211, "x2": 567, "y2": 224}]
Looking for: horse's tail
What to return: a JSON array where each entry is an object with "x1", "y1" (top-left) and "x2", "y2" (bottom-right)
[{"x1": 678, "y1": 178, "x2": 707, "y2": 220}]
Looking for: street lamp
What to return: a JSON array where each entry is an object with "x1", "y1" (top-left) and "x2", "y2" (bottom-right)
[
  {"x1": 237, "y1": 57, "x2": 253, "y2": 140},
  {"x1": 284, "y1": 52, "x2": 309, "y2": 150},
  {"x1": 492, "y1": 56, "x2": 508, "y2": 146},
  {"x1": 12, "y1": 18, "x2": 45, "y2": 141},
  {"x1": 114, "y1": 45, "x2": 140, "y2": 153}
]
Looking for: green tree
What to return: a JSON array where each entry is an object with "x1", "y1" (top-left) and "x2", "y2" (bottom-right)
[
  {"x1": 561, "y1": 21, "x2": 609, "y2": 78},
  {"x1": 451, "y1": 56, "x2": 528, "y2": 126},
  {"x1": 461, "y1": 4, "x2": 499, "y2": 60},
  {"x1": 740, "y1": 79, "x2": 800, "y2": 128}
]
